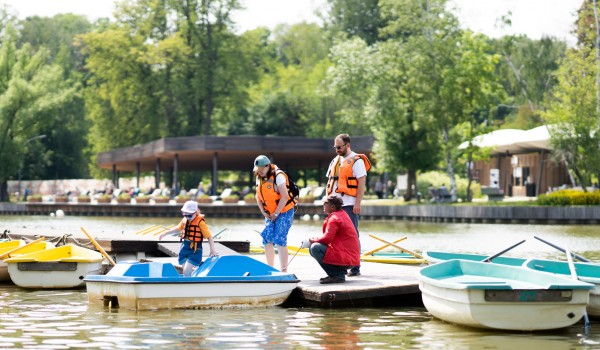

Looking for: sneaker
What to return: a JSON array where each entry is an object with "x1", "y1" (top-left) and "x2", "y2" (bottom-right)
[
  {"x1": 347, "y1": 270, "x2": 361, "y2": 277},
  {"x1": 320, "y1": 276, "x2": 345, "y2": 284}
]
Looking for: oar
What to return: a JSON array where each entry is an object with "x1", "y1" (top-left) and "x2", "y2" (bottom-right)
[
  {"x1": 80, "y1": 227, "x2": 116, "y2": 266},
  {"x1": 0, "y1": 237, "x2": 46, "y2": 260},
  {"x1": 481, "y1": 240, "x2": 526, "y2": 263},
  {"x1": 150, "y1": 225, "x2": 177, "y2": 236},
  {"x1": 362, "y1": 236, "x2": 407, "y2": 256},
  {"x1": 134, "y1": 225, "x2": 162, "y2": 235},
  {"x1": 566, "y1": 246, "x2": 590, "y2": 333},
  {"x1": 143, "y1": 226, "x2": 169, "y2": 236},
  {"x1": 534, "y1": 236, "x2": 590, "y2": 263},
  {"x1": 368, "y1": 234, "x2": 424, "y2": 260}
]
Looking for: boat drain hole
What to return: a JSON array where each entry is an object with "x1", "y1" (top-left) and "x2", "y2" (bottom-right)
[
  {"x1": 567, "y1": 312, "x2": 575, "y2": 319},
  {"x1": 103, "y1": 296, "x2": 120, "y2": 308},
  {"x1": 79, "y1": 276, "x2": 84, "y2": 280}
]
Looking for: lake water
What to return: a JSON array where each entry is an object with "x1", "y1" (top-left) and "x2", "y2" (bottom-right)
[{"x1": 1, "y1": 215, "x2": 600, "y2": 349}]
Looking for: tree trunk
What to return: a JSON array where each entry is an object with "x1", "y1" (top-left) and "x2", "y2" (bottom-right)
[
  {"x1": 0, "y1": 180, "x2": 8, "y2": 202},
  {"x1": 442, "y1": 127, "x2": 458, "y2": 201},
  {"x1": 403, "y1": 169, "x2": 418, "y2": 202}
]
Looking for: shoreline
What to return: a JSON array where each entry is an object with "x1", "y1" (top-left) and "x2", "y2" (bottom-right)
[{"x1": 2, "y1": 202, "x2": 599, "y2": 225}]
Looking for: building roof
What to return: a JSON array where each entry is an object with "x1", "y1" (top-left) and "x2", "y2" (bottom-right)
[
  {"x1": 459, "y1": 125, "x2": 552, "y2": 154},
  {"x1": 97, "y1": 135, "x2": 375, "y2": 172}
]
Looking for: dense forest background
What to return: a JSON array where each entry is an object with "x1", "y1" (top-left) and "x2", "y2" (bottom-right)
[{"x1": 0, "y1": 0, "x2": 597, "y2": 202}]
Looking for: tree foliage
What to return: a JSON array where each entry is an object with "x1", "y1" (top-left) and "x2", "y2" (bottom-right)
[
  {"x1": 543, "y1": 47, "x2": 600, "y2": 189},
  {"x1": 0, "y1": 23, "x2": 77, "y2": 200}
]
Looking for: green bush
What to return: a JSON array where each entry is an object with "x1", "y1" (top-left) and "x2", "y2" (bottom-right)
[
  {"x1": 537, "y1": 189, "x2": 600, "y2": 206},
  {"x1": 416, "y1": 171, "x2": 482, "y2": 201}
]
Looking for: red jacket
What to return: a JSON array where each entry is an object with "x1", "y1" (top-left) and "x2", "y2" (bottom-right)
[{"x1": 313, "y1": 210, "x2": 360, "y2": 266}]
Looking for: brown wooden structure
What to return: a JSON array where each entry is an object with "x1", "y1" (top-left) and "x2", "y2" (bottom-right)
[
  {"x1": 472, "y1": 151, "x2": 571, "y2": 197},
  {"x1": 96, "y1": 135, "x2": 374, "y2": 193}
]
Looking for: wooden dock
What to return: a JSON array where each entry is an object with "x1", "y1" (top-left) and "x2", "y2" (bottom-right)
[
  {"x1": 5, "y1": 233, "x2": 423, "y2": 308},
  {"x1": 157, "y1": 242, "x2": 423, "y2": 308}
]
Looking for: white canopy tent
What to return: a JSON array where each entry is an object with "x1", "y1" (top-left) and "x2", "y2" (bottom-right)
[{"x1": 459, "y1": 125, "x2": 552, "y2": 154}]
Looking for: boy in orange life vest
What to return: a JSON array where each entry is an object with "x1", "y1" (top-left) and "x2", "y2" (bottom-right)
[
  {"x1": 253, "y1": 155, "x2": 295, "y2": 272},
  {"x1": 326, "y1": 133, "x2": 371, "y2": 277},
  {"x1": 159, "y1": 201, "x2": 217, "y2": 276}
]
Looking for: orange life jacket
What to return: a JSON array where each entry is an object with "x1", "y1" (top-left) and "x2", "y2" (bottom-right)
[
  {"x1": 183, "y1": 214, "x2": 205, "y2": 242},
  {"x1": 181, "y1": 214, "x2": 206, "y2": 252},
  {"x1": 326, "y1": 154, "x2": 371, "y2": 197},
  {"x1": 256, "y1": 164, "x2": 296, "y2": 215}
]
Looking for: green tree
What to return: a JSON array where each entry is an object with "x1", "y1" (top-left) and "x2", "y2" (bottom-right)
[
  {"x1": 492, "y1": 36, "x2": 566, "y2": 129},
  {"x1": 18, "y1": 14, "x2": 93, "y2": 179},
  {"x1": 324, "y1": 0, "x2": 385, "y2": 45},
  {"x1": 543, "y1": 47, "x2": 600, "y2": 189},
  {"x1": 0, "y1": 23, "x2": 77, "y2": 201}
]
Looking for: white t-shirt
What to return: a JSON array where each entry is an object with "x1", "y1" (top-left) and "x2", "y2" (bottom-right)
[{"x1": 327, "y1": 151, "x2": 367, "y2": 206}]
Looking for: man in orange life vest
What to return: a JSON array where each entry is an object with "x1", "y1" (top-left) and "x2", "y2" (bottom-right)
[
  {"x1": 326, "y1": 134, "x2": 371, "y2": 277},
  {"x1": 159, "y1": 201, "x2": 217, "y2": 276},
  {"x1": 254, "y1": 155, "x2": 296, "y2": 272}
]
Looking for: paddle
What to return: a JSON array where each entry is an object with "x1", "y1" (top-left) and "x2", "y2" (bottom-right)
[
  {"x1": 134, "y1": 225, "x2": 162, "y2": 235},
  {"x1": 361, "y1": 236, "x2": 407, "y2": 256},
  {"x1": 368, "y1": 234, "x2": 424, "y2": 260},
  {"x1": 566, "y1": 246, "x2": 590, "y2": 333},
  {"x1": 0, "y1": 237, "x2": 46, "y2": 260},
  {"x1": 481, "y1": 239, "x2": 526, "y2": 263},
  {"x1": 80, "y1": 227, "x2": 116, "y2": 266},
  {"x1": 534, "y1": 236, "x2": 590, "y2": 263}
]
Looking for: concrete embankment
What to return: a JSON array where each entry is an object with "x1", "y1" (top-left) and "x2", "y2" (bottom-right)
[{"x1": 2, "y1": 202, "x2": 599, "y2": 224}]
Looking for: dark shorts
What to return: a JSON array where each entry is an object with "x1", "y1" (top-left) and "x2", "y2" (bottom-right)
[{"x1": 178, "y1": 240, "x2": 203, "y2": 266}]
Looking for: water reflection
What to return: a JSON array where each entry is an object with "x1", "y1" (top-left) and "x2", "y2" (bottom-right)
[
  {"x1": 0, "y1": 286, "x2": 599, "y2": 349},
  {"x1": 2, "y1": 216, "x2": 600, "y2": 348}
]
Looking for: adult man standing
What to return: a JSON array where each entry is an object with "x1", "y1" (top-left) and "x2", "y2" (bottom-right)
[{"x1": 326, "y1": 133, "x2": 371, "y2": 277}]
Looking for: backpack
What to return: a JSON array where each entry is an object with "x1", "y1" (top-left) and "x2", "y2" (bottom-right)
[{"x1": 276, "y1": 169, "x2": 300, "y2": 203}]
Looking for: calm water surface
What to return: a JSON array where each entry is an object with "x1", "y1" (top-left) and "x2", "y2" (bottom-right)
[{"x1": 1, "y1": 215, "x2": 600, "y2": 349}]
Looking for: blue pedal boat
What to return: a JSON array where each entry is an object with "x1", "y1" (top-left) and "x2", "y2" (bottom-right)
[
  {"x1": 418, "y1": 259, "x2": 593, "y2": 331},
  {"x1": 84, "y1": 255, "x2": 300, "y2": 310}
]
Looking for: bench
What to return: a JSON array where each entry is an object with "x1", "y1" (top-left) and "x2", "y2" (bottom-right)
[
  {"x1": 481, "y1": 187, "x2": 504, "y2": 201},
  {"x1": 429, "y1": 187, "x2": 453, "y2": 203}
]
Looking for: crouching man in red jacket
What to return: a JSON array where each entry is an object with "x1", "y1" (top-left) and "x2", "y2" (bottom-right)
[{"x1": 308, "y1": 195, "x2": 361, "y2": 284}]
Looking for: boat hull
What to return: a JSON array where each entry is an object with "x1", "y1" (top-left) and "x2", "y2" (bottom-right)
[
  {"x1": 525, "y1": 259, "x2": 600, "y2": 318},
  {"x1": 85, "y1": 255, "x2": 300, "y2": 310},
  {"x1": 4, "y1": 244, "x2": 104, "y2": 289},
  {"x1": 419, "y1": 259, "x2": 593, "y2": 331},
  {"x1": 86, "y1": 280, "x2": 298, "y2": 310},
  {"x1": 8, "y1": 261, "x2": 103, "y2": 289},
  {"x1": 0, "y1": 241, "x2": 54, "y2": 282}
]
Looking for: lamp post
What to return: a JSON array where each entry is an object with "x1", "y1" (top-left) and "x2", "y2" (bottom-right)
[{"x1": 17, "y1": 134, "x2": 47, "y2": 201}]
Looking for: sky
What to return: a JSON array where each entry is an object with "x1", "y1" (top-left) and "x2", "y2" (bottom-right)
[{"x1": 0, "y1": 0, "x2": 584, "y2": 45}]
